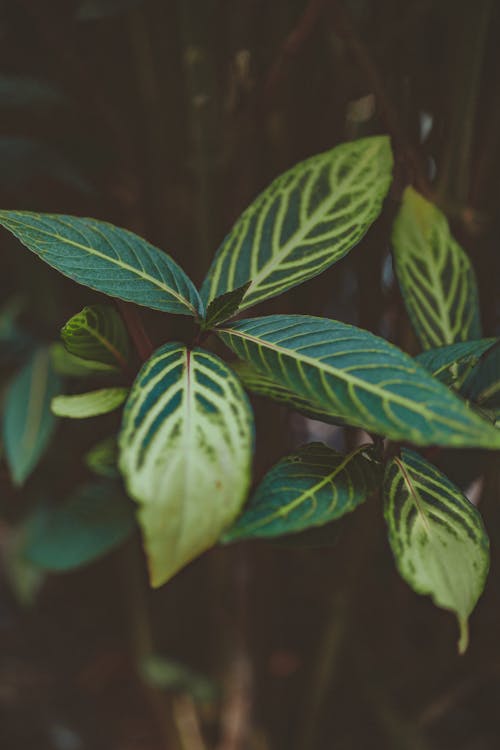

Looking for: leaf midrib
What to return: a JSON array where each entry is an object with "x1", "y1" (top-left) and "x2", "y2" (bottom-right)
[{"x1": 1, "y1": 215, "x2": 198, "y2": 315}]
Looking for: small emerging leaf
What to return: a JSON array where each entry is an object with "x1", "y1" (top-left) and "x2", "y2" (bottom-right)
[
  {"x1": 0, "y1": 211, "x2": 203, "y2": 317},
  {"x1": 384, "y1": 449, "x2": 489, "y2": 653},
  {"x1": 61, "y1": 304, "x2": 130, "y2": 370},
  {"x1": 2, "y1": 348, "x2": 62, "y2": 485},
  {"x1": 202, "y1": 282, "x2": 251, "y2": 329},
  {"x1": 119, "y1": 343, "x2": 254, "y2": 587},
  {"x1": 23, "y1": 482, "x2": 135, "y2": 571},
  {"x1": 51, "y1": 388, "x2": 128, "y2": 418},
  {"x1": 392, "y1": 187, "x2": 481, "y2": 349},
  {"x1": 224, "y1": 443, "x2": 381, "y2": 541},
  {"x1": 202, "y1": 136, "x2": 393, "y2": 311},
  {"x1": 85, "y1": 436, "x2": 119, "y2": 478},
  {"x1": 51, "y1": 342, "x2": 117, "y2": 377}
]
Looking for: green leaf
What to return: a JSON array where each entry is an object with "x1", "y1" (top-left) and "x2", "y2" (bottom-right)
[
  {"x1": 462, "y1": 340, "x2": 500, "y2": 414},
  {"x1": 201, "y1": 136, "x2": 393, "y2": 311},
  {"x1": 392, "y1": 187, "x2": 481, "y2": 349},
  {"x1": 61, "y1": 304, "x2": 130, "y2": 370},
  {"x1": 50, "y1": 342, "x2": 117, "y2": 377},
  {"x1": 2, "y1": 348, "x2": 62, "y2": 485},
  {"x1": 23, "y1": 482, "x2": 135, "y2": 571},
  {"x1": 51, "y1": 388, "x2": 128, "y2": 418},
  {"x1": 416, "y1": 339, "x2": 496, "y2": 387},
  {"x1": 218, "y1": 315, "x2": 500, "y2": 449},
  {"x1": 232, "y1": 360, "x2": 350, "y2": 426},
  {"x1": 119, "y1": 343, "x2": 254, "y2": 587},
  {"x1": 85, "y1": 436, "x2": 119, "y2": 478},
  {"x1": 384, "y1": 449, "x2": 489, "y2": 653},
  {"x1": 0, "y1": 211, "x2": 203, "y2": 317},
  {"x1": 202, "y1": 282, "x2": 251, "y2": 329},
  {"x1": 223, "y1": 443, "x2": 381, "y2": 541}
]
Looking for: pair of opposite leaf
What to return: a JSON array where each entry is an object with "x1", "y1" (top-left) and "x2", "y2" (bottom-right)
[{"x1": 0, "y1": 136, "x2": 498, "y2": 653}]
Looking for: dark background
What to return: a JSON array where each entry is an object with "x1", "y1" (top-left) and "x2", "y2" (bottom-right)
[{"x1": 0, "y1": 0, "x2": 499, "y2": 748}]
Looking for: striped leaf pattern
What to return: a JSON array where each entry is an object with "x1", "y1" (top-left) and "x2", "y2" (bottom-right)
[
  {"x1": 61, "y1": 304, "x2": 130, "y2": 369},
  {"x1": 462, "y1": 340, "x2": 500, "y2": 415},
  {"x1": 224, "y1": 443, "x2": 381, "y2": 541},
  {"x1": 119, "y1": 343, "x2": 254, "y2": 587},
  {"x1": 218, "y1": 315, "x2": 500, "y2": 449},
  {"x1": 416, "y1": 339, "x2": 496, "y2": 387},
  {"x1": 51, "y1": 387, "x2": 128, "y2": 418},
  {"x1": 3, "y1": 347, "x2": 62, "y2": 485},
  {"x1": 51, "y1": 342, "x2": 117, "y2": 377},
  {"x1": 231, "y1": 360, "x2": 349, "y2": 426},
  {"x1": 384, "y1": 449, "x2": 489, "y2": 653},
  {"x1": 392, "y1": 187, "x2": 481, "y2": 349},
  {"x1": 0, "y1": 211, "x2": 203, "y2": 317},
  {"x1": 201, "y1": 136, "x2": 393, "y2": 311}
]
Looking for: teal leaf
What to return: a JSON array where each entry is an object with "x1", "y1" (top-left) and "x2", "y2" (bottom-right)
[
  {"x1": 2, "y1": 348, "x2": 62, "y2": 485},
  {"x1": 202, "y1": 282, "x2": 251, "y2": 330},
  {"x1": 0, "y1": 211, "x2": 203, "y2": 317},
  {"x1": 392, "y1": 187, "x2": 481, "y2": 349},
  {"x1": 218, "y1": 315, "x2": 500, "y2": 449},
  {"x1": 416, "y1": 339, "x2": 496, "y2": 387},
  {"x1": 85, "y1": 436, "x2": 119, "y2": 478},
  {"x1": 202, "y1": 136, "x2": 393, "y2": 311},
  {"x1": 51, "y1": 388, "x2": 128, "y2": 418},
  {"x1": 384, "y1": 449, "x2": 489, "y2": 653},
  {"x1": 119, "y1": 343, "x2": 254, "y2": 586},
  {"x1": 61, "y1": 304, "x2": 131, "y2": 370},
  {"x1": 23, "y1": 482, "x2": 135, "y2": 571},
  {"x1": 50, "y1": 342, "x2": 117, "y2": 377},
  {"x1": 223, "y1": 443, "x2": 381, "y2": 541},
  {"x1": 462, "y1": 340, "x2": 500, "y2": 414}
]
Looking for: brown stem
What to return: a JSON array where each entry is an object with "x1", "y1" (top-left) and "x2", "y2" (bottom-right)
[{"x1": 117, "y1": 300, "x2": 154, "y2": 362}]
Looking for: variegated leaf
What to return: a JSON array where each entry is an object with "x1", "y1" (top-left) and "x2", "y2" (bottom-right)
[
  {"x1": 61, "y1": 304, "x2": 130, "y2": 370},
  {"x1": 201, "y1": 136, "x2": 392, "y2": 311},
  {"x1": 384, "y1": 449, "x2": 489, "y2": 653},
  {"x1": 223, "y1": 443, "x2": 381, "y2": 541},
  {"x1": 392, "y1": 187, "x2": 481, "y2": 349},
  {"x1": 416, "y1": 339, "x2": 496, "y2": 387},
  {"x1": 51, "y1": 342, "x2": 117, "y2": 377},
  {"x1": 218, "y1": 315, "x2": 500, "y2": 449},
  {"x1": 0, "y1": 211, "x2": 203, "y2": 317},
  {"x1": 462, "y1": 340, "x2": 500, "y2": 416},
  {"x1": 119, "y1": 343, "x2": 254, "y2": 587},
  {"x1": 51, "y1": 388, "x2": 128, "y2": 418}
]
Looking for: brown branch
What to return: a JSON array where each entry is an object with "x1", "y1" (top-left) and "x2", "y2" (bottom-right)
[{"x1": 117, "y1": 301, "x2": 154, "y2": 363}]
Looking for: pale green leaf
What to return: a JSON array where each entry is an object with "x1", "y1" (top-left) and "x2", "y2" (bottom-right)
[
  {"x1": 392, "y1": 187, "x2": 481, "y2": 349},
  {"x1": 85, "y1": 436, "x2": 119, "y2": 478},
  {"x1": 119, "y1": 343, "x2": 254, "y2": 587},
  {"x1": 23, "y1": 482, "x2": 135, "y2": 571},
  {"x1": 50, "y1": 342, "x2": 117, "y2": 377},
  {"x1": 416, "y1": 339, "x2": 496, "y2": 387},
  {"x1": 202, "y1": 136, "x2": 393, "y2": 311},
  {"x1": 218, "y1": 315, "x2": 500, "y2": 449},
  {"x1": 61, "y1": 304, "x2": 130, "y2": 369},
  {"x1": 0, "y1": 211, "x2": 203, "y2": 317},
  {"x1": 2, "y1": 348, "x2": 62, "y2": 485},
  {"x1": 51, "y1": 387, "x2": 128, "y2": 418},
  {"x1": 384, "y1": 449, "x2": 489, "y2": 653},
  {"x1": 223, "y1": 443, "x2": 381, "y2": 541}
]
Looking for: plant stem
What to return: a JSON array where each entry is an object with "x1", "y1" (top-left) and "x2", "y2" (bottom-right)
[{"x1": 117, "y1": 300, "x2": 154, "y2": 362}]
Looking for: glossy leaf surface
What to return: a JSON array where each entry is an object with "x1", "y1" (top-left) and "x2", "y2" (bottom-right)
[
  {"x1": 384, "y1": 449, "x2": 489, "y2": 653},
  {"x1": 202, "y1": 136, "x2": 392, "y2": 311},
  {"x1": 219, "y1": 315, "x2": 500, "y2": 448},
  {"x1": 224, "y1": 443, "x2": 381, "y2": 541},
  {"x1": 119, "y1": 343, "x2": 254, "y2": 586},
  {"x1": 0, "y1": 211, "x2": 203, "y2": 317},
  {"x1": 3, "y1": 348, "x2": 62, "y2": 485},
  {"x1": 392, "y1": 187, "x2": 481, "y2": 349}
]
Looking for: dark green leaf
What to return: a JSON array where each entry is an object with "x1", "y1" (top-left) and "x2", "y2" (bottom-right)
[
  {"x1": 50, "y1": 342, "x2": 117, "y2": 377},
  {"x1": 202, "y1": 282, "x2": 251, "y2": 329},
  {"x1": 416, "y1": 339, "x2": 496, "y2": 386},
  {"x1": 23, "y1": 483, "x2": 135, "y2": 571},
  {"x1": 0, "y1": 211, "x2": 203, "y2": 317},
  {"x1": 2, "y1": 348, "x2": 62, "y2": 485},
  {"x1": 218, "y1": 315, "x2": 500, "y2": 449},
  {"x1": 223, "y1": 443, "x2": 381, "y2": 541},
  {"x1": 461, "y1": 340, "x2": 500, "y2": 415},
  {"x1": 61, "y1": 304, "x2": 130, "y2": 370}
]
